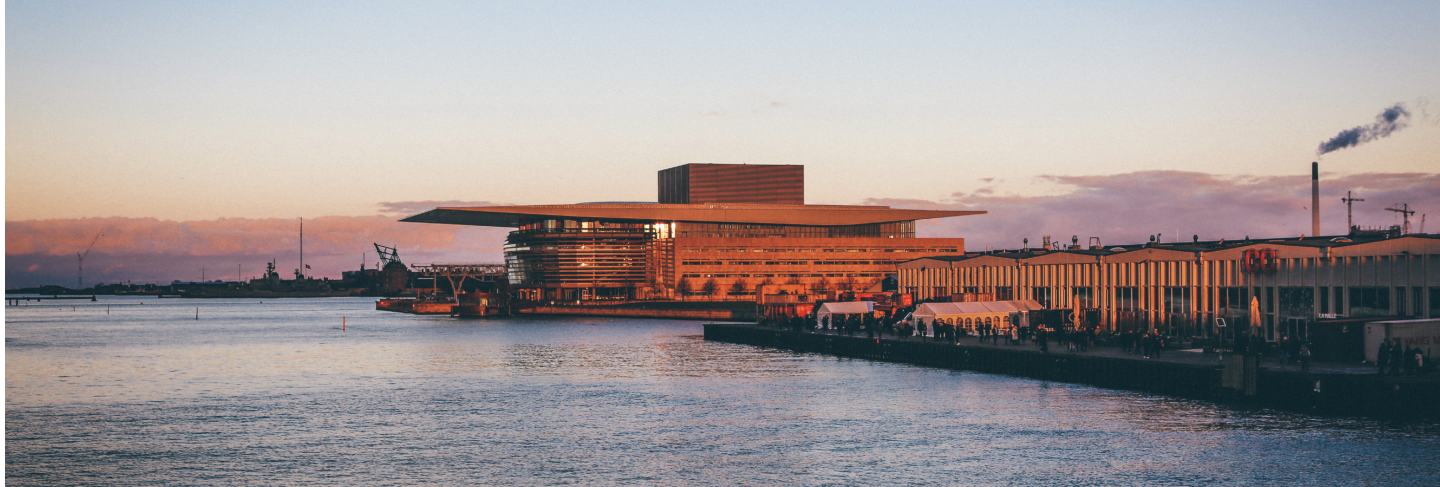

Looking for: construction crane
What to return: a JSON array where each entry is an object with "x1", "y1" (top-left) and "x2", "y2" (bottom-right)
[
  {"x1": 1341, "y1": 191, "x2": 1365, "y2": 233},
  {"x1": 1386, "y1": 203, "x2": 1416, "y2": 235},
  {"x1": 77, "y1": 231, "x2": 104, "y2": 289}
]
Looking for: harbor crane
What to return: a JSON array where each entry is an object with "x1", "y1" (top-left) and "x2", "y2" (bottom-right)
[
  {"x1": 374, "y1": 243, "x2": 403, "y2": 267},
  {"x1": 77, "y1": 231, "x2": 104, "y2": 289}
]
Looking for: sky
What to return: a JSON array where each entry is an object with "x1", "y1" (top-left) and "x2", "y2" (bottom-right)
[{"x1": 6, "y1": 1, "x2": 1440, "y2": 287}]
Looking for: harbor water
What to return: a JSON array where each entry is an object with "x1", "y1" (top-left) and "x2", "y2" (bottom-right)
[{"x1": 7, "y1": 297, "x2": 1440, "y2": 485}]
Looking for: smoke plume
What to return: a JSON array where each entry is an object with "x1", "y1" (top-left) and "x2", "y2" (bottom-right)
[{"x1": 1316, "y1": 103, "x2": 1412, "y2": 155}]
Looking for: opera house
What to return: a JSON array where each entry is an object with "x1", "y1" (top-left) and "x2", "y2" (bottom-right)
[{"x1": 404, "y1": 164, "x2": 980, "y2": 302}]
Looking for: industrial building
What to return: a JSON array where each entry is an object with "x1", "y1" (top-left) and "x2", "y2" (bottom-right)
[
  {"x1": 898, "y1": 232, "x2": 1440, "y2": 340},
  {"x1": 404, "y1": 164, "x2": 980, "y2": 302}
]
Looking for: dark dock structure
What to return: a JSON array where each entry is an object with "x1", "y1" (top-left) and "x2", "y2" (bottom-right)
[{"x1": 703, "y1": 323, "x2": 1440, "y2": 419}]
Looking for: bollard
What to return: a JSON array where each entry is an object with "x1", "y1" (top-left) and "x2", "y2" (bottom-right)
[
  {"x1": 342, "y1": 316, "x2": 347, "y2": 333},
  {"x1": 195, "y1": 307, "x2": 199, "y2": 320}
]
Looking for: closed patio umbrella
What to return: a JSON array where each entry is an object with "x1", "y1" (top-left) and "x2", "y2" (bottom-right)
[
  {"x1": 1249, "y1": 296, "x2": 1262, "y2": 334},
  {"x1": 1072, "y1": 297, "x2": 1083, "y2": 328}
]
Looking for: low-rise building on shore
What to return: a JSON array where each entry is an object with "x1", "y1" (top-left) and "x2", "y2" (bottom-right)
[{"x1": 898, "y1": 233, "x2": 1440, "y2": 340}]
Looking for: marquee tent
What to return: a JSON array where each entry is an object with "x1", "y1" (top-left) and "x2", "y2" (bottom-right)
[
  {"x1": 815, "y1": 301, "x2": 875, "y2": 328},
  {"x1": 908, "y1": 300, "x2": 1045, "y2": 332}
]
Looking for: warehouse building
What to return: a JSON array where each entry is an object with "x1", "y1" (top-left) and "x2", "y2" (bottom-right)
[{"x1": 898, "y1": 233, "x2": 1440, "y2": 340}]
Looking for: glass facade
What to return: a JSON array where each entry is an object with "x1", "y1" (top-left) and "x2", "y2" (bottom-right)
[
  {"x1": 504, "y1": 220, "x2": 654, "y2": 301},
  {"x1": 505, "y1": 217, "x2": 952, "y2": 302},
  {"x1": 674, "y1": 221, "x2": 915, "y2": 239}
]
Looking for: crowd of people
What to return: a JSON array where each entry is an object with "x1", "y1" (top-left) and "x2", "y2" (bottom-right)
[
  {"x1": 761, "y1": 304, "x2": 1430, "y2": 377},
  {"x1": 1376, "y1": 339, "x2": 1428, "y2": 376},
  {"x1": 1115, "y1": 329, "x2": 1168, "y2": 359},
  {"x1": 769, "y1": 307, "x2": 1102, "y2": 353}
]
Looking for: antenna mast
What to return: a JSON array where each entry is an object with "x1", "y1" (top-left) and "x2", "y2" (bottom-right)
[
  {"x1": 1341, "y1": 191, "x2": 1365, "y2": 233},
  {"x1": 1385, "y1": 203, "x2": 1415, "y2": 234}
]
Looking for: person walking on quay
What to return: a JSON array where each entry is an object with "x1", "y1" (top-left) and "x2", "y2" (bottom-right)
[
  {"x1": 1299, "y1": 342, "x2": 1312, "y2": 373},
  {"x1": 1141, "y1": 331, "x2": 1161, "y2": 359},
  {"x1": 1377, "y1": 339, "x2": 1391, "y2": 375},
  {"x1": 917, "y1": 319, "x2": 928, "y2": 341},
  {"x1": 1390, "y1": 340, "x2": 1405, "y2": 376},
  {"x1": 1037, "y1": 326, "x2": 1050, "y2": 353}
]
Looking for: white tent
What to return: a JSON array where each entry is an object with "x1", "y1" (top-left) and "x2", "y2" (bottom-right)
[
  {"x1": 910, "y1": 300, "x2": 1045, "y2": 332},
  {"x1": 816, "y1": 301, "x2": 874, "y2": 327}
]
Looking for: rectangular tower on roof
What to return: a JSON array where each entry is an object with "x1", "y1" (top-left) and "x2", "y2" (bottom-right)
[{"x1": 658, "y1": 163, "x2": 804, "y2": 204}]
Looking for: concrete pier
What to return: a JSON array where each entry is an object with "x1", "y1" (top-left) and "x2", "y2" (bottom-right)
[{"x1": 703, "y1": 323, "x2": 1440, "y2": 419}]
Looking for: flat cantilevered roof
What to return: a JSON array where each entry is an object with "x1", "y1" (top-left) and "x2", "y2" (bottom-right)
[{"x1": 402, "y1": 202, "x2": 983, "y2": 227}]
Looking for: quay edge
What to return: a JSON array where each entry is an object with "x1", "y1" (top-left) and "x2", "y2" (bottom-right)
[{"x1": 703, "y1": 323, "x2": 1440, "y2": 419}]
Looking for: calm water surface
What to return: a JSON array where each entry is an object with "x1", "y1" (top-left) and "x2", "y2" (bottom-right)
[{"x1": 7, "y1": 297, "x2": 1440, "y2": 485}]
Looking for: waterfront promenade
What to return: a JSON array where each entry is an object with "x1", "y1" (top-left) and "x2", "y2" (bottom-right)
[{"x1": 704, "y1": 323, "x2": 1440, "y2": 418}]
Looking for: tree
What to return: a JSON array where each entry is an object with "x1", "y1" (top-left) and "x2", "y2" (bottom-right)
[
  {"x1": 676, "y1": 277, "x2": 693, "y2": 296},
  {"x1": 812, "y1": 277, "x2": 832, "y2": 293},
  {"x1": 729, "y1": 277, "x2": 751, "y2": 296},
  {"x1": 702, "y1": 278, "x2": 719, "y2": 296},
  {"x1": 839, "y1": 276, "x2": 858, "y2": 291},
  {"x1": 784, "y1": 277, "x2": 803, "y2": 286}
]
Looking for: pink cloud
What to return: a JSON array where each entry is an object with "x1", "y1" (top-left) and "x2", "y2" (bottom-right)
[
  {"x1": 886, "y1": 171, "x2": 1440, "y2": 250},
  {"x1": 6, "y1": 215, "x2": 508, "y2": 287}
]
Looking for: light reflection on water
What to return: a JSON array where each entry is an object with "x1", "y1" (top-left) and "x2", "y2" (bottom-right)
[{"x1": 7, "y1": 297, "x2": 1440, "y2": 485}]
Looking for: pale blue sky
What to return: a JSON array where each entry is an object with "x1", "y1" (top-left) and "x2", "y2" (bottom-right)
[{"x1": 8, "y1": 0, "x2": 1440, "y2": 220}]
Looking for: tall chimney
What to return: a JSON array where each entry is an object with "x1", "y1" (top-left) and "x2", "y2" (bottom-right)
[{"x1": 1311, "y1": 161, "x2": 1320, "y2": 237}]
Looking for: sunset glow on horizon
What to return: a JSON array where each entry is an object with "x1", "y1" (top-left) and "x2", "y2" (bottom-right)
[{"x1": 7, "y1": 1, "x2": 1440, "y2": 286}]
